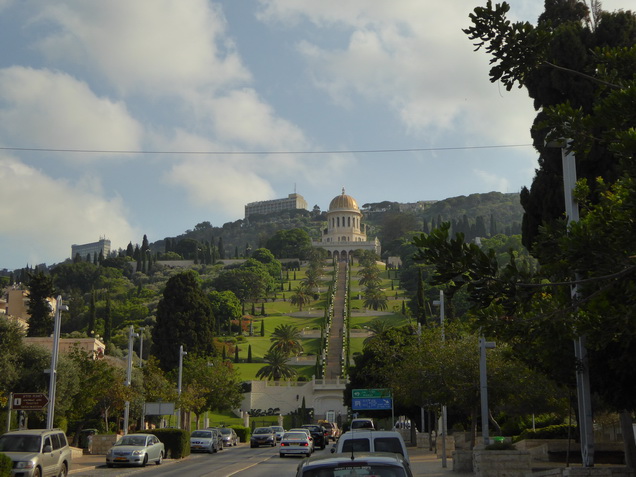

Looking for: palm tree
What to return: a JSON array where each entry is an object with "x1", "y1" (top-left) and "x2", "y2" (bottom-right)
[
  {"x1": 256, "y1": 348, "x2": 297, "y2": 381},
  {"x1": 363, "y1": 285, "x2": 388, "y2": 311},
  {"x1": 363, "y1": 319, "x2": 394, "y2": 346},
  {"x1": 270, "y1": 324, "x2": 304, "y2": 356},
  {"x1": 358, "y1": 267, "x2": 381, "y2": 287},
  {"x1": 290, "y1": 282, "x2": 312, "y2": 311}
]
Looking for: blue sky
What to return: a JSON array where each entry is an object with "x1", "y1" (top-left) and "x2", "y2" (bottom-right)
[{"x1": 1, "y1": 0, "x2": 632, "y2": 271}]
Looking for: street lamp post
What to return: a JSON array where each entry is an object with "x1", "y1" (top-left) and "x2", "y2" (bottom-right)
[
  {"x1": 138, "y1": 327, "x2": 144, "y2": 368},
  {"x1": 433, "y1": 290, "x2": 447, "y2": 467},
  {"x1": 46, "y1": 296, "x2": 67, "y2": 429},
  {"x1": 479, "y1": 337, "x2": 496, "y2": 445},
  {"x1": 177, "y1": 345, "x2": 187, "y2": 428},
  {"x1": 123, "y1": 326, "x2": 139, "y2": 435}
]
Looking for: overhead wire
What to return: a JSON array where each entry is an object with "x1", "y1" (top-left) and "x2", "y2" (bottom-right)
[{"x1": 0, "y1": 143, "x2": 533, "y2": 156}]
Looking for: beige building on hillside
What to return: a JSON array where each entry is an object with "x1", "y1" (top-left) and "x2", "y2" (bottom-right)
[
  {"x1": 312, "y1": 188, "x2": 381, "y2": 261},
  {"x1": 244, "y1": 193, "x2": 308, "y2": 219}
]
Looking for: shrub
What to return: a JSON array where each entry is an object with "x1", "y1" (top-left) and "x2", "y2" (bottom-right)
[
  {"x1": 143, "y1": 428, "x2": 190, "y2": 459},
  {"x1": 516, "y1": 424, "x2": 577, "y2": 441},
  {"x1": 485, "y1": 442, "x2": 516, "y2": 451},
  {"x1": 232, "y1": 425, "x2": 250, "y2": 443},
  {"x1": 0, "y1": 453, "x2": 12, "y2": 477}
]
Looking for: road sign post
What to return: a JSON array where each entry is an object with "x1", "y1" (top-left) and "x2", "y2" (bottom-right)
[
  {"x1": 351, "y1": 389, "x2": 393, "y2": 413},
  {"x1": 11, "y1": 393, "x2": 49, "y2": 411}
]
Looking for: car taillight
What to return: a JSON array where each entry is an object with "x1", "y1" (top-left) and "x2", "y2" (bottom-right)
[
  {"x1": 300, "y1": 442, "x2": 308, "y2": 447},
  {"x1": 280, "y1": 443, "x2": 288, "y2": 446}
]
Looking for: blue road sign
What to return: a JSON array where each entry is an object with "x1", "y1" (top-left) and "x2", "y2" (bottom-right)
[{"x1": 351, "y1": 397, "x2": 392, "y2": 410}]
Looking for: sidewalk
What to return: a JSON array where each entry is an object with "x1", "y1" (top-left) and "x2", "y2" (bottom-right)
[
  {"x1": 69, "y1": 452, "x2": 105, "y2": 474},
  {"x1": 408, "y1": 447, "x2": 462, "y2": 477}
]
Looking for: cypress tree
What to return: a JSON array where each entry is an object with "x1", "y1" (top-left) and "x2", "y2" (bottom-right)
[
  {"x1": 234, "y1": 345, "x2": 239, "y2": 363},
  {"x1": 88, "y1": 289, "x2": 96, "y2": 335},
  {"x1": 247, "y1": 344, "x2": 253, "y2": 363},
  {"x1": 261, "y1": 303, "x2": 265, "y2": 315},
  {"x1": 26, "y1": 271, "x2": 54, "y2": 337},
  {"x1": 260, "y1": 320, "x2": 265, "y2": 337},
  {"x1": 104, "y1": 295, "x2": 112, "y2": 344},
  {"x1": 218, "y1": 237, "x2": 225, "y2": 259}
]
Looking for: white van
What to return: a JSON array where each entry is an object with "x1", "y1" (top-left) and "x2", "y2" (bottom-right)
[{"x1": 331, "y1": 430, "x2": 409, "y2": 463}]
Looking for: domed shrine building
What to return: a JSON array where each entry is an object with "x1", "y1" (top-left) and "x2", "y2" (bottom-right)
[{"x1": 312, "y1": 188, "x2": 381, "y2": 261}]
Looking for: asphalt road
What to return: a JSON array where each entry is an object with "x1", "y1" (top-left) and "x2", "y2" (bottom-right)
[{"x1": 70, "y1": 443, "x2": 328, "y2": 477}]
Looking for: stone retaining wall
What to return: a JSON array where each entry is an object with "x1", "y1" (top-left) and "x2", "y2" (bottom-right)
[
  {"x1": 86, "y1": 434, "x2": 119, "y2": 455},
  {"x1": 473, "y1": 449, "x2": 532, "y2": 477}
]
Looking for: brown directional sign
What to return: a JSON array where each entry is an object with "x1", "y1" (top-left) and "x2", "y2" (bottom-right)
[{"x1": 11, "y1": 393, "x2": 49, "y2": 410}]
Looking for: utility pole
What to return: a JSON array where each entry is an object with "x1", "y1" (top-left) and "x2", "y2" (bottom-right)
[
  {"x1": 549, "y1": 138, "x2": 594, "y2": 467},
  {"x1": 123, "y1": 326, "x2": 139, "y2": 435}
]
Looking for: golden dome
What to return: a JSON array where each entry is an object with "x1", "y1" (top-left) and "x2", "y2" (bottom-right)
[{"x1": 329, "y1": 188, "x2": 359, "y2": 211}]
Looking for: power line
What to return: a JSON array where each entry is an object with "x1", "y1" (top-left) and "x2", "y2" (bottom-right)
[{"x1": 0, "y1": 143, "x2": 533, "y2": 156}]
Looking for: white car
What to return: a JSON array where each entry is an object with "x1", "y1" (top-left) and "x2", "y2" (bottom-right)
[
  {"x1": 331, "y1": 430, "x2": 409, "y2": 463},
  {"x1": 106, "y1": 434, "x2": 164, "y2": 467},
  {"x1": 288, "y1": 428, "x2": 314, "y2": 452},
  {"x1": 191, "y1": 429, "x2": 223, "y2": 453},
  {"x1": 279, "y1": 432, "x2": 312, "y2": 458}
]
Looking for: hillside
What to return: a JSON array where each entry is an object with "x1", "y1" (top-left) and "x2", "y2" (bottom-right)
[{"x1": 152, "y1": 191, "x2": 524, "y2": 259}]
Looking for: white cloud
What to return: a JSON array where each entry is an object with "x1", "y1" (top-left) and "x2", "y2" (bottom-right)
[
  {"x1": 473, "y1": 169, "x2": 512, "y2": 194},
  {"x1": 154, "y1": 127, "x2": 349, "y2": 217},
  {"x1": 0, "y1": 66, "x2": 142, "y2": 155},
  {"x1": 33, "y1": 0, "x2": 251, "y2": 97},
  {"x1": 259, "y1": 0, "x2": 539, "y2": 145},
  {"x1": 0, "y1": 155, "x2": 139, "y2": 267}
]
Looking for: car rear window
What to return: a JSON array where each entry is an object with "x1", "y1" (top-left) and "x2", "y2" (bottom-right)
[
  {"x1": 191, "y1": 431, "x2": 212, "y2": 438},
  {"x1": 374, "y1": 437, "x2": 404, "y2": 456},
  {"x1": 341, "y1": 438, "x2": 371, "y2": 453}
]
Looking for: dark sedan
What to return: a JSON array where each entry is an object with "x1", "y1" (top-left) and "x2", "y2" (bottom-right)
[
  {"x1": 300, "y1": 424, "x2": 327, "y2": 450},
  {"x1": 250, "y1": 427, "x2": 276, "y2": 448}
]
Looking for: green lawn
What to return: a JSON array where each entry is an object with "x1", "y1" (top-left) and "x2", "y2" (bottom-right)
[{"x1": 222, "y1": 261, "x2": 409, "y2": 382}]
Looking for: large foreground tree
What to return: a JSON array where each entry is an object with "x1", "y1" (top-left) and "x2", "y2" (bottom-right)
[{"x1": 152, "y1": 271, "x2": 216, "y2": 371}]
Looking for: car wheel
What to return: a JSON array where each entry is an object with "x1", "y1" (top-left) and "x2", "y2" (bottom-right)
[
  {"x1": 33, "y1": 468, "x2": 41, "y2": 477},
  {"x1": 279, "y1": 453, "x2": 285, "y2": 458},
  {"x1": 141, "y1": 454, "x2": 148, "y2": 467},
  {"x1": 107, "y1": 464, "x2": 114, "y2": 468},
  {"x1": 58, "y1": 463, "x2": 68, "y2": 477},
  {"x1": 156, "y1": 452, "x2": 163, "y2": 465}
]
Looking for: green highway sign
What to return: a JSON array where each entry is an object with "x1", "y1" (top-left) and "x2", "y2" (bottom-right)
[{"x1": 352, "y1": 389, "x2": 391, "y2": 399}]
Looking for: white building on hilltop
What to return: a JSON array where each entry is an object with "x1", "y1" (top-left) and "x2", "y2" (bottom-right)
[{"x1": 312, "y1": 188, "x2": 381, "y2": 261}]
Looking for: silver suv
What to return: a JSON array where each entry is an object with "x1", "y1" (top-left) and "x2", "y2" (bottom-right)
[{"x1": 0, "y1": 428, "x2": 72, "y2": 477}]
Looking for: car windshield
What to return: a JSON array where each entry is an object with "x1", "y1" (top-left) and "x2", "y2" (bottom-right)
[
  {"x1": 116, "y1": 436, "x2": 147, "y2": 447},
  {"x1": 0, "y1": 435, "x2": 41, "y2": 453},
  {"x1": 302, "y1": 465, "x2": 407, "y2": 477},
  {"x1": 219, "y1": 429, "x2": 231, "y2": 435},
  {"x1": 253, "y1": 428, "x2": 271, "y2": 434},
  {"x1": 191, "y1": 431, "x2": 212, "y2": 438},
  {"x1": 272, "y1": 426, "x2": 284, "y2": 432}
]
